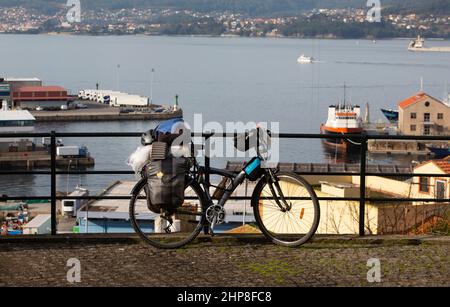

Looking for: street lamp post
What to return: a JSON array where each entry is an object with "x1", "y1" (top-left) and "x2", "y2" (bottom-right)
[
  {"x1": 150, "y1": 68, "x2": 155, "y2": 106},
  {"x1": 116, "y1": 64, "x2": 121, "y2": 91}
]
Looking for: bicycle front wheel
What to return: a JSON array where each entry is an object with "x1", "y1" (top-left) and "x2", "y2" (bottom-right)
[
  {"x1": 252, "y1": 172, "x2": 320, "y2": 247},
  {"x1": 130, "y1": 179, "x2": 206, "y2": 249}
]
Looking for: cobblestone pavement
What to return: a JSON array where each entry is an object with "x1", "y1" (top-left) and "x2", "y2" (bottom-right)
[{"x1": 0, "y1": 239, "x2": 449, "y2": 287}]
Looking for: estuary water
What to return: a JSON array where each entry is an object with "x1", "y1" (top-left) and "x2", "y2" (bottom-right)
[{"x1": 1, "y1": 34, "x2": 450, "y2": 196}]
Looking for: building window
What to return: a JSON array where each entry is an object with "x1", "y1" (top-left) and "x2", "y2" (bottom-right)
[
  {"x1": 423, "y1": 125, "x2": 431, "y2": 135},
  {"x1": 410, "y1": 125, "x2": 416, "y2": 132},
  {"x1": 424, "y1": 113, "x2": 430, "y2": 122},
  {"x1": 436, "y1": 181, "x2": 446, "y2": 199},
  {"x1": 410, "y1": 112, "x2": 417, "y2": 119},
  {"x1": 425, "y1": 101, "x2": 430, "y2": 107},
  {"x1": 419, "y1": 177, "x2": 430, "y2": 193},
  {"x1": 438, "y1": 113, "x2": 444, "y2": 120}
]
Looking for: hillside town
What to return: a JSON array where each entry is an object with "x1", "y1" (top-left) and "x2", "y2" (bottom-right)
[{"x1": 0, "y1": 6, "x2": 449, "y2": 38}]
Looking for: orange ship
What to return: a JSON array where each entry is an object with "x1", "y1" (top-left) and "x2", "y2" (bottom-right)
[{"x1": 320, "y1": 104, "x2": 363, "y2": 151}]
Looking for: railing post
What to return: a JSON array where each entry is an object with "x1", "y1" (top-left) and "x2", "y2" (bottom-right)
[
  {"x1": 50, "y1": 131, "x2": 57, "y2": 235},
  {"x1": 359, "y1": 132, "x2": 368, "y2": 237},
  {"x1": 204, "y1": 133, "x2": 211, "y2": 187},
  {"x1": 203, "y1": 133, "x2": 212, "y2": 235}
]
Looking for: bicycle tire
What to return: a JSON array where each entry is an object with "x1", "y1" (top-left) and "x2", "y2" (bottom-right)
[
  {"x1": 252, "y1": 172, "x2": 320, "y2": 247},
  {"x1": 130, "y1": 179, "x2": 207, "y2": 249}
]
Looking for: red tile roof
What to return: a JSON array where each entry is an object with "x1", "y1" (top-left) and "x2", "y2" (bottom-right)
[
  {"x1": 15, "y1": 86, "x2": 66, "y2": 92},
  {"x1": 415, "y1": 159, "x2": 450, "y2": 174},
  {"x1": 434, "y1": 160, "x2": 450, "y2": 174},
  {"x1": 398, "y1": 92, "x2": 427, "y2": 109}
]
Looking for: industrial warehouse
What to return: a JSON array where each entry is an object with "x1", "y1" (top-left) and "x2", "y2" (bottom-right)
[{"x1": 0, "y1": 77, "x2": 182, "y2": 121}]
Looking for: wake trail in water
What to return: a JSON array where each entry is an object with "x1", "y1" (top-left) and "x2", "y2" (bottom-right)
[{"x1": 334, "y1": 60, "x2": 449, "y2": 69}]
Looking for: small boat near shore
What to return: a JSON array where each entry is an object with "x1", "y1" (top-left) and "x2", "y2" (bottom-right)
[{"x1": 381, "y1": 108, "x2": 399, "y2": 123}]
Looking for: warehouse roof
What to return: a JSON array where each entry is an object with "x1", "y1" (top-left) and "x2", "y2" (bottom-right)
[
  {"x1": 0, "y1": 110, "x2": 36, "y2": 121},
  {"x1": 5, "y1": 77, "x2": 41, "y2": 82},
  {"x1": 15, "y1": 86, "x2": 67, "y2": 92},
  {"x1": 22, "y1": 214, "x2": 51, "y2": 229}
]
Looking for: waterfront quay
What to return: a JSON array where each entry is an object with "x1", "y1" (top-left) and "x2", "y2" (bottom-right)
[
  {"x1": 0, "y1": 236, "x2": 449, "y2": 287},
  {"x1": 0, "y1": 151, "x2": 94, "y2": 169},
  {"x1": 30, "y1": 101, "x2": 183, "y2": 122}
]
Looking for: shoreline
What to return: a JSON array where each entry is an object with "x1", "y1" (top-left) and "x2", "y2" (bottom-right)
[{"x1": 1, "y1": 32, "x2": 449, "y2": 41}]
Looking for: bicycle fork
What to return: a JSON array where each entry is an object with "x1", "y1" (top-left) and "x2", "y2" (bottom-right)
[{"x1": 267, "y1": 172, "x2": 291, "y2": 212}]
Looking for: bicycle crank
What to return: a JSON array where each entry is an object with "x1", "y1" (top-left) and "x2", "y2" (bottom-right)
[{"x1": 206, "y1": 205, "x2": 226, "y2": 232}]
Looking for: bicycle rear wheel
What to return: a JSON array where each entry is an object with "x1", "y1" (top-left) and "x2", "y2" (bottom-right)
[
  {"x1": 130, "y1": 179, "x2": 206, "y2": 249},
  {"x1": 252, "y1": 172, "x2": 320, "y2": 247}
]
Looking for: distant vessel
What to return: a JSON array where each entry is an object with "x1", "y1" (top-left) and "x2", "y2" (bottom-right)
[
  {"x1": 0, "y1": 100, "x2": 35, "y2": 133},
  {"x1": 408, "y1": 35, "x2": 450, "y2": 52},
  {"x1": 0, "y1": 100, "x2": 36, "y2": 151},
  {"x1": 380, "y1": 108, "x2": 399, "y2": 123},
  {"x1": 320, "y1": 103, "x2": 363, "y2": 150},
  {"x1": 0, "y1": 100, "x2": 94, "y2": 168},
  {"x1": 297, "y1": 55, "x2": 314, "y2": 64}
]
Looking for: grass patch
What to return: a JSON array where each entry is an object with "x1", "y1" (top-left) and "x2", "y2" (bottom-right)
[{"x1": 240, "y1": 259, "x2": 304, "y2": 284}]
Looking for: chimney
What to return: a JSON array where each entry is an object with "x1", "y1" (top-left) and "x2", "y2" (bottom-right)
[{"x1": 364, "y1": 102, "x2": 370, "y2": 124}]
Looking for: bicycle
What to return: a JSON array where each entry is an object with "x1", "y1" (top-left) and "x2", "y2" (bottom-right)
[{"x1": 129, "y1": 128, "x2": 320, "y2": 249}]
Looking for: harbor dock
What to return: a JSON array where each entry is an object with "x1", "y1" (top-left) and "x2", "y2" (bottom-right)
[
  {"x1": 368, "y1": 140, "x2": 432, "y2": 155},
  {"x1": 0, "y1": 151, "x2": 95, "y2": 169},
  {"x1": 31, "y1": 106, "x2": 183, "y2": 122}
]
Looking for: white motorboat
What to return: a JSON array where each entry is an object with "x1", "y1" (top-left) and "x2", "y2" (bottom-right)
[{"x1": 297, "y1": 55, "x2": 314, "y2": 64}]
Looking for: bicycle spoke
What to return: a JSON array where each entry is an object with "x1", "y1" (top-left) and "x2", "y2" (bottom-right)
[
  {"x1": 130, "y1": 180, "x2": 205, "y2": 249},
  {"x1": 255, "y1": 173, "x2": 320, "y2": 246}
]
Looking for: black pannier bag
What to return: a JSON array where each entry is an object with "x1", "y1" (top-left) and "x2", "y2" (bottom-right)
[
  {"x1": 141, "y1": 118, "x2": 191, "y2": 214},
  {"x1": 145, "y1": 156, "x2": 190, "y2": 214},
  {"x1": 143, "y1": 140, "x2": 191, "y2": 214}
]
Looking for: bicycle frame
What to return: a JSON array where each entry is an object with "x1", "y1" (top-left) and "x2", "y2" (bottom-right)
[
  {"x1": 187, "y1": 159, "x2": 290, "y2": 215},
  {"x1": 185, "y1": 127, "x2": 291, "y2": 214}
]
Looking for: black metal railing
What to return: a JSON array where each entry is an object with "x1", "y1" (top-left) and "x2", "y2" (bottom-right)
[{"x1": 1, "y1": 131, "x2": 450, "y2": 237}]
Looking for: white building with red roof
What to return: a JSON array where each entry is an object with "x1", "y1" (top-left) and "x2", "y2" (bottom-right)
[
  {"x1": 398, "y1": 91, "x2": 450, "y2": 136},
  {"x1": 414, "y1": 157, "x2": 450, "y2": 201}
]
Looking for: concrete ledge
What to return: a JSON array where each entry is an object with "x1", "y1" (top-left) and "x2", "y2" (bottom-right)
[{"x1": 1, "y1": 233, "x2": 449, "y2": 246}]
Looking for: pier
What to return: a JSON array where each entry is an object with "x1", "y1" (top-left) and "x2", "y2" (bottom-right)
[
  {"x1": 0, "y1": 151, "x2": 94, "y2": 169},
  {"x1": 31, "y1": 107, "x2": 183, "y2": 122}
]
